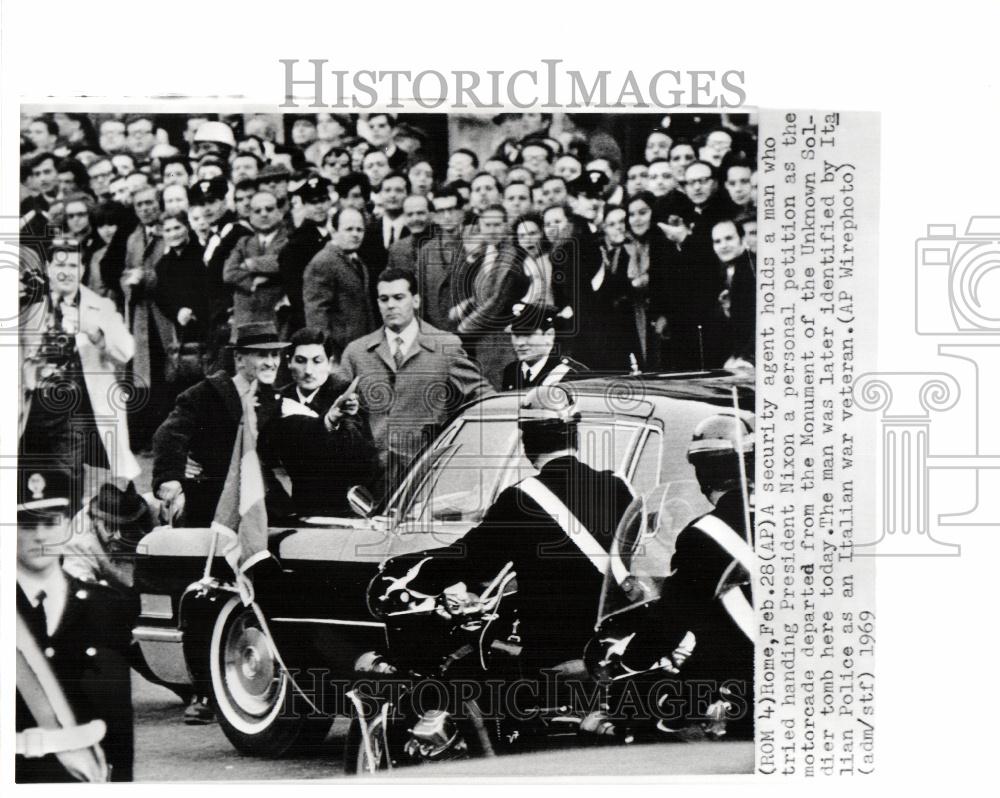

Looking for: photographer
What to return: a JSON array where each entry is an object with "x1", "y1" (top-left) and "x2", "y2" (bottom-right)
[{"x1": 19, "y1": 239, "x2": 140, "y2": 507}]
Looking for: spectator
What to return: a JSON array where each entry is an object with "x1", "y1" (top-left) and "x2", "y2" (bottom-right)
[
  {"x1": 644, "y1": 127, "x2": 672, "y2": 163},
  {"x1": 386, "y1": 194, "x2": 433, "y2": 274},
  {"x1": 121, "y1": 186, "x2": 167, "y2": 450},
  {"x1": 405, "y1": 159, "x2": 434, "y2": 199},
  {"x1": 223, "y1": 190, "x2": 289, "y2": 328},
  {"x1": 359, "y1": 170, "x2": 410, "y2": 275},
  {"x1": 320, "y1": 146, "x2": 352, "y2": 188},
  {"x1": 303, "y1": 207, "x2": 378, "y2": 356},
  {"x1": 99, "y1": 118, "x2": 127, "y2": 155},
  {"x1": 416, "y1": 186, "x2": 469, "y2": 330},
  {"x1": 452, "y1": 203, "x2": 529, "y2": 387}
]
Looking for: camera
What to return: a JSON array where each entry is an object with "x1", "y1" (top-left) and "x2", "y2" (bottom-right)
[{"x1": 916, "y1": 217, "x2": 1000, "y2": 334}]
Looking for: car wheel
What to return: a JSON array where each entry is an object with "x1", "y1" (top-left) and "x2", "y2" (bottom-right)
[{"x1": 209, "y1": 596, "x2": 331, "y2": 757}]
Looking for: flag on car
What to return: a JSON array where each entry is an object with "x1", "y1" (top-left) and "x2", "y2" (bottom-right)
[{"x1": 211, "y1": 391, "x2": 270, "y2": 592}]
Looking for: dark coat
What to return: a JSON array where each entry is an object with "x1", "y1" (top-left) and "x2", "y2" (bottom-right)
[
  {"x1": 277, "y1": 220, "x2": 331, "y2": 335},
  {"x1": 406, "y1": 455, "x2": 635, "y2": 669},
  {"x1": 500, "y1": 353, "x2": 589, "y2": 392},
  {"x1": 265, "y1": 378, "x2": 378, "y2": 516},
  {"x1": 629, "y1": 490, "x2": 754, "y2": 735},
  {"x1": 386, "y1": 226, "x2": 433, "y2": 275},
  {"x1": 154, "y1": 241, "x2": 208, "y2": 342},
  {"x1": 302, "y1": 244, "x2": 379, "y2": 356},
  {"x1": 415, "y1": 234, "x2": 468, "y2": 331},
  {"x1": 16, "y1": 579, "x2": 136, "y2": 782},
  {"x1": 203, "y1": 211, "x2": 252, "y2": 321},
  {"x1": 151, "y1": 371, "x2": 284, "y2": 527}
]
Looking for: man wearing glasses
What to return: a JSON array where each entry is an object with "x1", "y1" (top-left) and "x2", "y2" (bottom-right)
[{"x1": 223, "y1": 190, "x2": 289, "y2": 329}]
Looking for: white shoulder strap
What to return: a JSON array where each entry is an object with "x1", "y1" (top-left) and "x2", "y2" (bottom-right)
[
  {"x1": 691, "y1": 514, "x2": 755, "y2": 641},
  {"x1": 691, "y1": 514, "x2": 754, "y2": 573},
  {"x1": 540, "y1": 362, "x2": 572, "y2": 387},
  {"x1": 517, "y1": 477, "x2": 629, "y2": 584}
]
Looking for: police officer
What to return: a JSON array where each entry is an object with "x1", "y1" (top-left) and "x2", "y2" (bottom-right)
[
  {"x1": 192, "y1": 175, "x2": 251, "y2": 372},
  {"x1": 15, "y1": 469, "x2": 136, "y2": 782},
  {"x1": 392, "y1": 384, "x2": 634, "y2": 672},
  {"x1": 615, "y1": 411, "x2": 755, "y2": 737},
  {"x1": 501, "y1": 302, "x2": 588, "y2": 391},
  {"x1": 278, "y1": 174, "x2": 333, "y2": 336}
]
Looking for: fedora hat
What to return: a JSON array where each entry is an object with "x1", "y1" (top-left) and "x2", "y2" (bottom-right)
[{"x1": 227, "y1": 322, "x2": 291, "y2": 351}]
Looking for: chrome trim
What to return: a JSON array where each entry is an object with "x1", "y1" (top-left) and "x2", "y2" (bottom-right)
[
  {"x1": 269, "y1": 617, "x2": 385, "y2": 628},
  {"x1": 133, "y1": 626, "x2": 184, "y2": 643}
]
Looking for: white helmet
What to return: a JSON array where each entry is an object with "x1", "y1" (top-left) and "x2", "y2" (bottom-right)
[{"x1": 193, "y1": 121, "x2": 236, "y2": 149}]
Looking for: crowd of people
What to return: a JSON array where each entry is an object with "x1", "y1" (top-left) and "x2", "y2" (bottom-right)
[
  {"x1": 16, "y1": 111, "x2": 758, "y2": 776},
  {"x1": 18, "y1": 109, "x2": 758, "y2": 498}
]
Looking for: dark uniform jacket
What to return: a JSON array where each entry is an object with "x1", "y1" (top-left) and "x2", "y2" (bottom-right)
[
  {"x1": 277, "y1": 219, "x2": 331, "y2": 335},
  {"x1": 627, "y1": 489, "x2": 754, "y2": 735},
  {"x1": 265, "y1": 378, "x2": 378, "y2": 516},
  {"x1": 500, "y1": 353, "x2": 589, "y2": 392},
  {"x1": 151, "y1": 371, "x2": 284, "y2": 527},
  {"x1": 203, "y1": 211, "x2": 252, "y2": 321},
  {"x1": 15, "y1": 578, "x2": 135, "y2": 782},
  {"x1": 409, "y1": 455, "x2": 634, "y2": 669}
]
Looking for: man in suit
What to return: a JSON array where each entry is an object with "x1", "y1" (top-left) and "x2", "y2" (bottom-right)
[
  {"x1": 265, "y1": 327, "x2": 377, "y2": 516},
  {"x1": 223, "y1": 190, "x2": 290, "y2": 330},
  {"x1": 20, "y1": 239, "x2": 140, "y2": 504},
  {"x1": 358, "y1": 170, "x2": 410, "y2": 279},
  {"x1": 16, "y1": 469, "x2": 135, "y2": 782},
  {"x1": 303, "y1": 207, "x2": 379, "y2": 357},
  {"x1": 152, "y1": 321, "x2": 292, "y2": 530},
  {"x1": 500, "y1": 302, "x2": 588, "y2": 391},
  {"x1": 278, "y1": 175, "x2": 334, "y2": 336},
  {"x1": 337, "y1": 267, "x2": 493, "y2": 498},
  {"x1": 121, "y1": 185, "x2": 167, "y2": 449},
  {"x1": 385, "y1": 194, "x2": 432, "y2": 274}
]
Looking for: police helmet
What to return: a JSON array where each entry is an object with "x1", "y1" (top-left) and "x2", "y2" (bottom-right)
[{"x1": 687, "y1": 412, "x2": 754, "y2": 487}]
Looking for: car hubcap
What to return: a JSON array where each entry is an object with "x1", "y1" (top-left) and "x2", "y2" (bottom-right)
[{"x1": 223, "y1": 613, "x2": 281, "y2": 716}]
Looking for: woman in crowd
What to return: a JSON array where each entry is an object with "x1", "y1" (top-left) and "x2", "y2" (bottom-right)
[
  {"x1": 624, "y1": 191, "x2": 675, "y2": 371},
  {"x1": 513, "y1": 211, "x2": 554, "y2": 307}
]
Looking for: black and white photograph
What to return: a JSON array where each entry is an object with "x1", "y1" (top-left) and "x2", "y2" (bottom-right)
[{"x1": 13, "y1": 108, "x2": 758, "y2": 781}]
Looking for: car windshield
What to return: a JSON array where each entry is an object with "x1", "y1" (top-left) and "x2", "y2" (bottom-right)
[{"x1": 381, "y1": 412, "x2": 650, "y2": 562}]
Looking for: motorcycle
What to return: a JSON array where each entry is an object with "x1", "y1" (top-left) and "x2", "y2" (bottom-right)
[
  {"x1": 342, "y1": 479, "x2": 747, "y2": 773},
  {"x1": 342, "y1": 557, "x2": 604, "y2": 773}
]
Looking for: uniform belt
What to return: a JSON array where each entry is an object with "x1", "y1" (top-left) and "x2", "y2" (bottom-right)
[{"x1": 16, "y1": 720, "x2": 106, "y2": 759}]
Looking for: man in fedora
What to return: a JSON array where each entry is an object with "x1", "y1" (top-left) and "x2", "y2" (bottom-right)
[
  {"x1": 501, "y1": 302, "x2": 588, "y2": 392},
  {"x1": 151, "y1": 321, "x2": 290, "y2": 530},
  {"x1": 61, "y1": 482, "x2": 158, "y2": 591}
]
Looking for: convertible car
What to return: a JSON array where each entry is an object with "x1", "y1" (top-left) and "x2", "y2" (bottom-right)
[{"x1": 132, "y1": 371, "x2": 754, "y2": 757}]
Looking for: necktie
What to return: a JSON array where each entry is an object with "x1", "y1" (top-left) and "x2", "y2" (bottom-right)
[
  {"x1": 522, "y1": 363, "x2": 531, "y2": 383},
  {"x1": 30, "y1": 590, "x2": 48, "y2": 641},
  {"x1": 394, "y1": 336, "x2": 405, "y2": 370}
]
